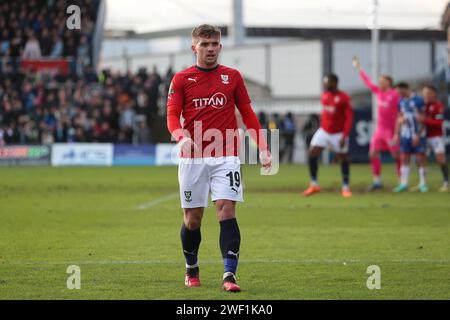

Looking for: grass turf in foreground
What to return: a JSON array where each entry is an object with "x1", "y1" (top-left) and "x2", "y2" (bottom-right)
[{"x1": 0, "y1": 164, "x2": 449, "y2": 299}]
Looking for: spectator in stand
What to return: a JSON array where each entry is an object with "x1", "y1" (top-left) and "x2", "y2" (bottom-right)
[
  {"x1": 83, "y1": 65, "x2": 98, "y2": 84},
  {"x1": 98, "y1": 122, "x2": 115, "y2": 143},
  {"x1": 53, "y1": 119, "x2": 67, "y2": 143},
  {"x1": 23, "y1": 120, "x2": 39, "y2": 144},
  {"x1": 74, "y1": 127, "x2": 86, "y2": 142},
  {"x1": 302, "y1": 114, "x2": 320, "y2": 148},
  {"x1": 40, "y1": 28, "x2": 52, "y2": 56},
  {"x1": 100, "y1": 99, "x2": 119, "y2": 134},
  {"x1": 77, "y1": 35, "x2": 90, "y2": 72},
  {"x1": 9, "y1": 30, "x2": 23, "y2": 58},
  {"x1": 0, "y1": 127, "x2": 4, "y2": 146},
  {"x1": 280, "y1": 112, "x2": 296, "y2": 164},
  {"x1": 0, "y1": 29, "x2": 10, "y2": 56},
  {"x1": 3, "y1": 123, "x2": 20, "y2": 144},
  {"x1": 0, "y1": 0, "x2": 99, "y2": 64},
  {"x1": 63, "y1": 36, "x2": 77, "y2": 57},
  {"x1": 41, "y1": 128, "x2": 54, "y2": 145},
  {"x1": 258, "y1": 111, "x2": 268, "y2": 130},
  {"x1": 22, "y1": 31, "x2": 42, "y2": 60},
  {"x1": 49, "y1": 34, "x2": 63, "y2": 58},
  {"x1": 136, "y1": 118, "x2": 152, "y2": 144},
  {"x1": 164, "y1": 66, "x2": 174, "y2": 97},
  {"x1": 0, "y1": 62, "x2": 171, "y2": 146},
  {"x1": 148, "y1": 66, "x2": 162, "y2": 114},
  {"x1": 118, "y1": 95, "x2": 135, "y2": 144}
]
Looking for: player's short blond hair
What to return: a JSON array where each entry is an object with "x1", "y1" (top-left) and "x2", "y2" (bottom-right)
[{"x1": 191, "y1": 24, "x2": 221, "y2": 44}]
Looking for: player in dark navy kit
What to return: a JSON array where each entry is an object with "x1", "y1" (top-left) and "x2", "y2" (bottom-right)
[
  {"x1": 167, "y1": 25, "x2": 271, "y2": 292},
  {"x1": 393, "y1": 82, "x2": 428, "y2": 193}
]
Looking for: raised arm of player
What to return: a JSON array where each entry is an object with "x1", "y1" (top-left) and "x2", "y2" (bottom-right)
[
  {"x1": 359, "y1": 69, "x2": 381, "y2": 95},
  {"x1": 353, "y1": 56, "x2": 380, "y2": 95}
]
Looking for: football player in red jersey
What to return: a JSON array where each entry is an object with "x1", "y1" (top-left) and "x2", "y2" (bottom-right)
[
  {"x1": 422, "y1": 85, "x2": 448, "y2": 192},
  {"x1": 303, "y1": 74, "x2": 354, "y2": 198},
  {"x1": 166, "y1": 25, "x2": 271, "y2": 292}
]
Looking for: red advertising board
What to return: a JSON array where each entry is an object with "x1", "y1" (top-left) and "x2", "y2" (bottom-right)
[{"x1": 20, "y1": 59, "x2": 70, "y2": 75}]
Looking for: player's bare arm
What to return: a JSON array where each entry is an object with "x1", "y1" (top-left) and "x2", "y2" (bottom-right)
[
  {"x1": 393, "y1": 112, "x2": 404, "y2": 144},
  {"x1": 412, "y1": 111, "x2": 426, "y2": 147}
]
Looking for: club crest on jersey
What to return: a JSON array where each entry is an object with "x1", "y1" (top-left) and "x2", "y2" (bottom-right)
[
  {"x1": 221, "y1": 74, "x2": 229, "y2": 85},
  {"x1": 184, "y1": 191, "x2": 192, "y2": 203},
  {"x1": 192, "y1": 92, "x2": 227, "y2": 109}
]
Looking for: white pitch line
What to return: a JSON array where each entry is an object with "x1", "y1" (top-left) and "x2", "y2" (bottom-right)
[
  {"x1": 135, "y1": 193, "x2": 178, "y2": 210},
  {"x1": 5, "y1": 259, "x2": 450, "y2": 266}
]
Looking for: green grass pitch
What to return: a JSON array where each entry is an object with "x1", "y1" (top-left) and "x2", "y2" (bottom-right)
[{"x1": 0, "y1": 164, "x2": 449, "y2": 300}]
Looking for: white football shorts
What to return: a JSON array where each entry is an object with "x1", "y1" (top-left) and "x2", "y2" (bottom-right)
[
  {"x1": 427, "y1": 136, "x2": 446, "y2": 155},
  {"x1": 178, "y1": 156, "x2": 244, "y2": 208},
  {"x1": 310, "y1": 128, "x2": 349, "y2": 153}
]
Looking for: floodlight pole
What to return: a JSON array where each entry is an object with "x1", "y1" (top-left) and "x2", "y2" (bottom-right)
[
  {"x1": 371, "y1": 0, "x2": 380, "y2": 127},
  {"x1": 230, "y1": 0, "x2": 245, "y2": 46}
]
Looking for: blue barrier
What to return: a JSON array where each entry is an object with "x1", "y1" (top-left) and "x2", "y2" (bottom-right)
[{"x1": 113, "y1": 144, "x2": 156, "y2": 166}]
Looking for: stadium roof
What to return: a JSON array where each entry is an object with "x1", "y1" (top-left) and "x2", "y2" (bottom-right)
[
  {"x1": 106, "y1": 0, "x2": 448, "y2": 33},
  {"x1": 104, "y1": 26, "x2": 446, "y2": 42}
]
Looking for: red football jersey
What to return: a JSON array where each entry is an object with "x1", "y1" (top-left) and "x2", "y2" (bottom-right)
[
  {"x1": 319, "y1": 90, "x2": 353, "y2": 136},
  {"x1": 167, "y1": 65, "x2": 252, "y2": 157},
  {"x1": 424, "y1": 100, "x2": 445, "y2": 137}
]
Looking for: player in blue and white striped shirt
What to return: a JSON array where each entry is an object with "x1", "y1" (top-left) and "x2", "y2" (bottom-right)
[{"x1": 392, "y1": 82, "x2": 428, "y2": 193}]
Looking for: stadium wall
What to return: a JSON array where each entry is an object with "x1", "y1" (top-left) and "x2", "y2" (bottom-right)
[
  {"x1": 100, "y1": 40, "x2": 324, "y2": 98},
  {"x1": 101, "y1": 38, "x2": 444, "y2": 100}
]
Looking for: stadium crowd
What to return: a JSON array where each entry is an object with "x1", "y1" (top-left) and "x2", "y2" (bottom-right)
[
  {"x1": 0, "y1": 0, "x2": 174, "y2": 147},
  {"x1": 0, "y1": 0, "x2": 99, "y2": 64},
  {"x1": 0, "y1": 65, "x2": 169, "y2": 146}
]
